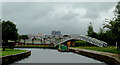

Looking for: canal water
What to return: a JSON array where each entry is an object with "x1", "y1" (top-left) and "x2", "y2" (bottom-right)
[{"x1": 13, "y1": 48, "x2": 106, "y2": 64}]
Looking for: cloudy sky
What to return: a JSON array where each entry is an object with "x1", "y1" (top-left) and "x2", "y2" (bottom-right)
[{"x1": 2, "y1": 2, "x2": 118, "y2": 35}]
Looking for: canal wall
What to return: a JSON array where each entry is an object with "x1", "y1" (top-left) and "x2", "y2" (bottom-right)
[
  {"x1": 0, "y1": 51, "x2": 31, "y2": 65},
  {"x1": 14, "y1": 47, "x2": 57, "y2": 49},
  {"x1": 69, "y1": 47, "x2": 120, "y2": 65}
]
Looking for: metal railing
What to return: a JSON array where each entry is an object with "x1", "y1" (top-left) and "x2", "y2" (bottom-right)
[{"x1": 54, "y1": 35, "x2": 107, "y2": 47}]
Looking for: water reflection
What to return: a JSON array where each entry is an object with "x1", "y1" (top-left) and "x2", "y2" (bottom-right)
[{"x1": 14, "y1": 48, "x2": 105, "y2": 63}]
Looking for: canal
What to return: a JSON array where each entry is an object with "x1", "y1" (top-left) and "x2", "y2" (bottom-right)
[{"x1": 12, "y1": 48, "x2": 106, "y2": 64}]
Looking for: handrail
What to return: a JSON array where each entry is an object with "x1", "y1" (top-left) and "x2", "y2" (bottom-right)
[{"x1": 54, "y1": 35, "x2": 107, "y2": 47}]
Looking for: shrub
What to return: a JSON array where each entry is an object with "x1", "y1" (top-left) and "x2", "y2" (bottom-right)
[{"x1": 73, "y1": 40, "x2": 88, "y2": 47}]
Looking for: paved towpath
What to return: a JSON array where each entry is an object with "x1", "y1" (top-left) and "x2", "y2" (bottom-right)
[{"x1": 69, "y1": 47, "x2": 120, "y2": 64}]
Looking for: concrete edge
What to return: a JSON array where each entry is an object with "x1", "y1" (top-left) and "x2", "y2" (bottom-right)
[
  {"x1": 14, "y1": 47, "x2": 57, "y2": 49},
  {"x1": 0, "y1": 50, "x2": 31, "y2": 65},
  {"x1": 69, "y1": 48, "x2": 120, "y2": 65}
]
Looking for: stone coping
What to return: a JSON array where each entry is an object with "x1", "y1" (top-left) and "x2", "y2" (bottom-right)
[
  {"x1": 69, "y1": 47, "x2": 120, "y2": 65},
  {"x1": 0, "y1": 50, "x2": 31, "y2": 65}
]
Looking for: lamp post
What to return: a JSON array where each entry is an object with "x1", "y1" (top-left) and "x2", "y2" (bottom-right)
[{"x1": 116, "y1": 42, "x2": 118, "y2": 50}]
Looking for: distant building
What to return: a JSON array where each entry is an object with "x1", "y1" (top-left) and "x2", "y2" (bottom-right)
[
  {"x1": 27, "y1": 34, "x2": 38, "y2": 39},
  {"x1": 27, "y1": 34, "x2": 34, "y2": 38},
  {"x1": 51, "y1": 31, "x2": 61, "y2": 36},
  {"x1": 37, "y1": 33, "x2": 43, "y2": 37}
]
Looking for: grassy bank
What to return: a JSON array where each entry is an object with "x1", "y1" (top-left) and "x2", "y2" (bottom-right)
[
  {"x1": 0, "y1": 48, "x2": 27, "y2": 56},
  {"x1": 73, "y1": 40, "x2": 95, "y2": 47},
  {"x1": 15, "y1": 45, "x2": 55, "y2": 47},
  {"x1": 73, "y1": 46, "x2": 120, "y2": 54}
]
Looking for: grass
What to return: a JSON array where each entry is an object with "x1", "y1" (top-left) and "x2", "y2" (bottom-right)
[
  {"x1": 73, "y1": 40, "x2": 94, "y2": 47},
  {"x1": 0, "y1": 48, "x2": 27, "y2": 56},
  {"x1": 15, "y1": 45, "x2": 55, "y2": 47},
  {"x1": 73, "y1": 46, "x2": 120, "y2": 54}
]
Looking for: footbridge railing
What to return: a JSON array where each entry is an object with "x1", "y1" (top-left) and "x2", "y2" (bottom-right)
[{"x1": 54, "y1": 35, "x2": 107, "y2": 47}]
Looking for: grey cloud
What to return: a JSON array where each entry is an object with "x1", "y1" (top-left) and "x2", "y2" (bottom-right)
[
  {"x1": 2, "y1": 2, "x2": 117, "y2": 35},
  {"x1": 0, "y1": 2, "x2": 2, "y2": 19},
  {"x1": 73, "y1": 2, "x2": 117, "y2": 19}
]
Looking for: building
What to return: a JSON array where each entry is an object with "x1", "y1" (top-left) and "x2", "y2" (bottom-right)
[
  {"x1": 51, "y1": 31, "x2": 61, "y2": 36},
  {"x1": 37, "y1": 33, "x2": 43, "y2": 37}
]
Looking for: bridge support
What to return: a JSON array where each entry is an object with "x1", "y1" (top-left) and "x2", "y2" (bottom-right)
[{"x1": 67, "y1": 40, "x2": 75, "y2": 47}]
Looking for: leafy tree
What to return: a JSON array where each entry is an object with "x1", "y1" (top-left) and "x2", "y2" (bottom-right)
[
  {"x1": 87, "y1": 22, "x2": 97, "y2": 38},
  {"x1": 2, "y1": 20, "x2": 18, "y2": 51},
  {"x1": 87, "y1": 22, "x2": 94, "y2": 35},
  {"x1": 20, "y1": 35, "x2": 29, "y2": 44},
  {"x1": 86, "y1": 1, "x2": 120, "y2": 49},
  {"x1": 96, "y1": 28, "x2": 104, "y2": 40},
  {"x1": 0, "y1": 22, "x2": 2, "y2": 46},
  {"x1": 103, "y1": 1, "x2": 120, "y2": 49},
  {"x1": 115, "y1": 1, "x2": 120, "y2": 21},
  {"x1": 32, "y1": 37, "x2": 36, "y2": 45}
]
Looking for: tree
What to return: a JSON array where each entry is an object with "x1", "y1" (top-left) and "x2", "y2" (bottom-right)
[
  {"x1": 0, "y1": 22, "x2": 2, "y2": 46},
  {"x1": 2, "y1": 20, "x2": 18, "y2": 51},
  {"x1": 87, "y1": 22, "x2": 97, "y2": 38},
  {"x1": 32, "y1": 37, "x2": 36, "y2": 45},
  {"x1": 20, "y1": 35, "x2": 29, "y2": 45},
  {"x1": 114, "y1": 1, "x2": 120, "y2": 21},
  {"x1": 104, "y1": 1, "x2": 120, "y2": 49},
  {"x1": 87, "y1": 22, "x2": 93, "y2": 36}
]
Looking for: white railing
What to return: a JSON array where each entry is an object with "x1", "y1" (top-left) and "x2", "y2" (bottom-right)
[{"x1": 54, "y1": 35, "x2": 107, "y2": 47}]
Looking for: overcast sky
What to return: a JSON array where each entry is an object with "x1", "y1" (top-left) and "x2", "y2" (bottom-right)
[{"x1": 2, "y1": 2, "x2": 118, "y2": 35}]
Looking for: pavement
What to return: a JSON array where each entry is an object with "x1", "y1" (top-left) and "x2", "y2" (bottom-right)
[{"x1": 69, "y1": 47, "x2": 120, "y2": 63}]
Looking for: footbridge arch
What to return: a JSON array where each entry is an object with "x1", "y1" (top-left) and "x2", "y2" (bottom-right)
[{"x1": 54, "y1": 35, "x2": 107, "y2": 47}]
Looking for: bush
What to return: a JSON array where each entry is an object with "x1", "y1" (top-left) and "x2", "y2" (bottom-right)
[{"x1": 73, "y1": 40, "x2": 88, "y2": 47}]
